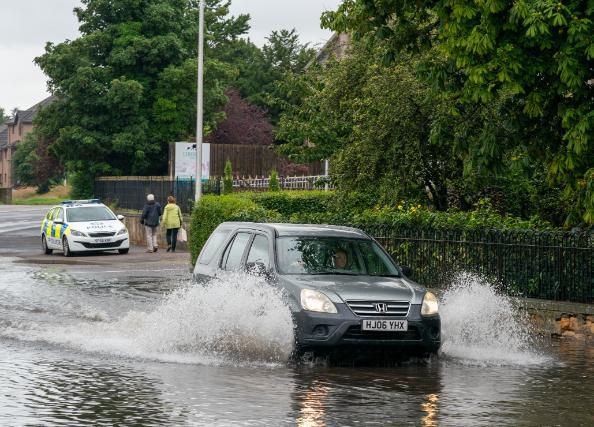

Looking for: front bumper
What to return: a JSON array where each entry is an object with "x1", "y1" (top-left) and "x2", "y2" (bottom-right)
[
  {"x1": 293, "y1": 303, "x2": 440, "y2": 353},
  {"x1": 70, "y1": 235, "x2": 129, "y2": 251}
]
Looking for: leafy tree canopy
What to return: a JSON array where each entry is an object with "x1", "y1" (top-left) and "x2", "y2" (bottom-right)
[
  {"x1": 323, "y1": 0, "x2": 594, "y2": 224},
  {"x1": 35, "y1": 0, "x2": 248, "y2": 184}
]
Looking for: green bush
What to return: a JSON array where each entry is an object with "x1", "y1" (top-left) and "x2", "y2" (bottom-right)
[
  {"x1": 268, "y1": 169, "x2": 280, "y2": 192},
  {"x1": 223, "y1": 160, "x2": 233, "y2": 195},
  {"x1": 249, "y1": 191, "x2": 336, "y2": 217},
  {"x1": 189, "y1": 195, "x2": 277, "y2": 264},
  {"x1": 189, "y1": 192, "x2": 555, "y2": 264}
]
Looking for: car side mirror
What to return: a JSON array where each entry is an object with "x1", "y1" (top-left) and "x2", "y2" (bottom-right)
[
  {"x1": 401, "y1": 266, "x2": 412, "y2": 277},
  {"x1": 54, "y1": 219, "x2": 63, "y2": 225},
  {"x1": 117, "y1": 215, "x2": 125, "y2": 221},
  {"x1": 246, "y1": 261, "x2": 269, "y2": 276}
]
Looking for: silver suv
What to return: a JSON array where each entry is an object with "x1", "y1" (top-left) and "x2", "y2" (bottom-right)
[{"x1": 193, "y1": 222, "x2": 441, "y2": 357}]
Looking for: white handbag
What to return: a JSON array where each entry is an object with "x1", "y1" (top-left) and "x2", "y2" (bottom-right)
[{"x1": 178, "y1": 227, "x2": 188, "y2": 243}]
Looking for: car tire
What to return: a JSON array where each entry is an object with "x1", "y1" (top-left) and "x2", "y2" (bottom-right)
[
  {"x1": 118, "y1": 248, "x2": 129, "y2": 255},
  {"x1": 62, "y1": 237, "x2": 73, "y2": 257},
  {"x1": 42, "y1": 235, "x2": 53, "y2": 255}
]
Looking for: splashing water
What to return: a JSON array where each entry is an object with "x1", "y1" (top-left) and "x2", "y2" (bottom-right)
[
  {"x1": 5, "y1": 273, "x2": 295, "y2": 366},
  {"x1": 440, "y1": 273, "x2": 550, "y2": 366}
]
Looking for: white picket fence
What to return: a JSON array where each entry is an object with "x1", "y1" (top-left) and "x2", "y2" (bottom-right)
[{"x1": 233, "y1": 175, "x2": 333, "y2": 191}]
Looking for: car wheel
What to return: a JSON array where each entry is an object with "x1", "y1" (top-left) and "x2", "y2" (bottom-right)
[
  {"x1": 118, "y1": 248, "x2": 129, "y2": 255},
  {"x1": 62, "y1": 237, "x2": 73, "y2": 257},
  {"x1": 42, "y1": 235, "x2": 53, "y2": 255}
]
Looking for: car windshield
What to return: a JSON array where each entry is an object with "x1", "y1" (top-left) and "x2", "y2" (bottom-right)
[
  {"x1": 67, "y1": 206, "x2": 116, "y2": 222},
  {"x1": 276, "y1": 236, "x2": 400, "y2": 276}
]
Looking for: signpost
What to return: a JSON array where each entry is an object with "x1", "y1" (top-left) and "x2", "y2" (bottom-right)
[{"x1": 175, "y1": 142, "x2": 210, "y2": 180}]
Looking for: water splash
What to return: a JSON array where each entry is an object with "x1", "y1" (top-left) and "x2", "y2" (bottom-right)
[
  {"x1": 3, "y1": 273, "x2": 295, "y2": 366},
  {"x1": 439, "y1": 273, "x2": 550, "y2": 366}
]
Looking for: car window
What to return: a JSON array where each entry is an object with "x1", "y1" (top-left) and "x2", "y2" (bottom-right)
[
  {"x1": 221, "y1": 232, "x2": 251, "y2": 271},
  {"x1": 66, "y1": 206, "x2": 116, "y2": 222},
  {"x1": 246, "y1": 234, "x2": 270, "y2": 268},
  {"x1": 47, "y1": 208, "x2": 57, "y2": 220},
  {"x1": 55, "y1": 208, "x2": 64, "y2": 222},
  {"x1": 199, "y1": 229, "x2": 230, "y2": 265},
  {"x1": 276, "y1": 236, "x2": 400, "y2": 276}
]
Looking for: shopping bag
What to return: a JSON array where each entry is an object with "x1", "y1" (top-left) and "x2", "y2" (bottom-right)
[{"x1": 178, "y1": 227, "x2": 188, "y2": 243}]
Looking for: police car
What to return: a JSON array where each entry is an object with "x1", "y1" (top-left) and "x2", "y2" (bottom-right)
[{"x1": 41, "y1": 199, "x2": 130, "y2": 256}]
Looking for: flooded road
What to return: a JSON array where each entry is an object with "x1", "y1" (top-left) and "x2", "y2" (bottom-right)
[{"x1": 1, "y1": 254, "x2": 593, "y2": 426}]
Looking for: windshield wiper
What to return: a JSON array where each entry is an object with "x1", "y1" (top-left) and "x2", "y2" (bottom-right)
[{"x1": 311, "y1": 271, "x2": 359, "y2": 276}]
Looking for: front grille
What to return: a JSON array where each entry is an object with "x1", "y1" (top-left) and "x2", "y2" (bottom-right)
[
  {"x1": 88, "y1": 232, "x2": 116, "y2": 238},
  {"x1": 346, "y1": 300, "x2": 410, "y2": 317},
  {"x1": 78, "y1": 239, "x2": 125, "y2": 249},
  {"x1": 344, "y1": 325, "x2": 421, "y2": 341}
]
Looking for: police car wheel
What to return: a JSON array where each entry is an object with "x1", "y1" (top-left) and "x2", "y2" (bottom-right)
[
  {"x1": 42, "y1": 235, "x2": 53, "y2": 255},
  {"x1": 62, "y1": 237, "x2": 73, "y2": 257},
  {"x1": 118, "y1": 248, "x2": 129, "y2": 255}
]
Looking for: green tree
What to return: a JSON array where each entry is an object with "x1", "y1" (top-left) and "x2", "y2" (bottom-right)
[
  {"x1": 0, "y1": 107, "x2": 7, "y2": 123},
  {"x1": 223, "y1": 159, "x2": 233, "y2": 194},
  {"x1": 34, "y1": 0, "x2": 249, "y2": 194},
  {"x1": 323, "y1": 0, "x2": 594, "y2": 224},
  {"x1": 277, "y1": 45, "x2": 462, "y2": 209}
]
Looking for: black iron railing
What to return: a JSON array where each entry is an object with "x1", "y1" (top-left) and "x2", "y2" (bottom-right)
[
  {"x1": 94, "y1": 177, "x2": 221, "y2": 214},
  {"x1": 356, "y1": 225, "x2": 593, "y2": 303}
]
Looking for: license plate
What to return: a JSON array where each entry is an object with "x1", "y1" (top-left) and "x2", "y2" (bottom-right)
[
  {"x1": 362, "y1": 319, "x2": 408, "y2": 331},
  {"x1": 95, "y1": 238, "x2": 112, "y2": 244}
]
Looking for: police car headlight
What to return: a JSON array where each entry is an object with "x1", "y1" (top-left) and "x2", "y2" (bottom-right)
[
  {"x1": 117, "y1": 228, "x2": 128, "y2": 235},
  {"x1": 71, "y1": 230, "x2": 87, "y2": 237},
  {"x1": 300, "y1": 289, "x2": 337, "y2": 314}
]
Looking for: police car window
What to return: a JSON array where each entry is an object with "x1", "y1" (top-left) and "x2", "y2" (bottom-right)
[
  {"x1": 55, "y1": 208, "x2": 64, "y2": 221},
  {"x1": 67, "y1": 206, "x2": 116, "y2": 222},
  {"x1": 47, "y1": 208, "x2": 57, "y2": 220},
  {"x1": 222, "y1": 232, "x2": 251, "y2": 271},
  {"x1": 246, "y1": 235, "x2": 270, "y2": 268}
]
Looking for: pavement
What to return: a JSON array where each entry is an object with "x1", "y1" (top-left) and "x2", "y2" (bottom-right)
[{"x1": 0, "y1": 205, "x2": 192, "y2": 274}]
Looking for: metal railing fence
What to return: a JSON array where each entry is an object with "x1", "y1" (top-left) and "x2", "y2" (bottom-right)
[
  {"x1": 356, "y1": 224, "x2": 593, "y2": 303},
  {"x1": 94, "y1": 176, "x2": 221, "y2": 214}
]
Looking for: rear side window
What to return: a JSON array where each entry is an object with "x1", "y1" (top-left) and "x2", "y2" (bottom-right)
[
  {"x1": 246, "y1": 235, "x2": 270, "y2": 268},
  {"x1": 46, "y1": 208, "x2": 57, "y2": 220},
  {"x1": 198, "y1": 229, "x2": 230, "y2": 265},
  {"x1": 55, "y1": 208, "x2": 64, "y2": 221},
  {"x1": 221, "y1": 232, "x2": 251, "y2": 271}
]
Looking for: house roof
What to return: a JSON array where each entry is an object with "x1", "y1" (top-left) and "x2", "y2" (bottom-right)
[
  {"x1": 0, "y1": 125, "x2": 8, "y2": 148},
  {"x1": 8, "y1": 95, "x2": 56, "y2": 125}
]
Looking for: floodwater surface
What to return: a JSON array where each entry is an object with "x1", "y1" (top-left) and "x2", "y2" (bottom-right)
[{"x1": 0, "y1": 258, "x2": 592, "y2": 426}]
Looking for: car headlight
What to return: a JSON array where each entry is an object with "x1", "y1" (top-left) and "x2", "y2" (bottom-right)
[
  {"x1": 300, "y1": 289, "x2": 337, "y2": 314},
  {"x1": 71, "y1": 230, "x2": 87, "y2": 237},
  {"x1": 117, "y1": 228, "x2": 128, "y2": 235},
  {"x1": 421, "y1": 291, "x2": 439, "y2": 316}
]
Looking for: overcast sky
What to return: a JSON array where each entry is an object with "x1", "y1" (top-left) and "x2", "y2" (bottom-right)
[{"x1": 0, "y1": 0, "x2": 341, "y2": 115}]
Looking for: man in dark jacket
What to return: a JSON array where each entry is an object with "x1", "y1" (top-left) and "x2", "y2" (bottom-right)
[{"x1": 140, "y1": 194, "x2": 163, "y2": 252}]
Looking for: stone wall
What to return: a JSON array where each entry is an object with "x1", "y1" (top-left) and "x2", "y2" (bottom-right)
[
  {"x1": 123, "y1": 213, "x2": 190, "y2": 251},
  {"x1": 0, "y1": 188, "x2": 12, "y2": 204},
  {"x1": 520, "y1": 298, "x2": 594, "y2": 340}
]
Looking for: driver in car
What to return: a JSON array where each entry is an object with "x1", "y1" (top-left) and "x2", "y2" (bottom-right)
[{"x1": 331, "y1": 248, "x2": 350, "y2": 271}]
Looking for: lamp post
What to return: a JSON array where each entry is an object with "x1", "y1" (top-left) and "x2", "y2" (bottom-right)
[{"x1": 195, "y1": 0, "x2": 205, "y2": 201}]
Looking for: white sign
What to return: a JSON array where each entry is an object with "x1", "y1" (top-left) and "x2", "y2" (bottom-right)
[{"x1": 175, "y1": 142, "x2": 210, "y2": 180}]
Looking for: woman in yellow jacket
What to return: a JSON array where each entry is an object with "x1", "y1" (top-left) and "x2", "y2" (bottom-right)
[{"x1": 162, "y1": 195, "x2": 183, "y2": 252}]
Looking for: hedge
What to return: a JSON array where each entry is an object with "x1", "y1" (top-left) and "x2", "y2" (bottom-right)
[
  {"x1": 189, "y1": 195, "x2": 279, "y2": 264},
  {"x1": 189, "y1": 191, "x2": 558, "y2": 264}
]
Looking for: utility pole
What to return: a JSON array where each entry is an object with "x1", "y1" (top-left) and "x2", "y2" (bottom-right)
[{"x1": 195, "y1": 0, "x2": 205, "y2": 201}]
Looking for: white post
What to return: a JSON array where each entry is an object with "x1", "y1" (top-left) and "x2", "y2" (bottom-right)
[
  {"x1": 324, "y1": 159, "x2": 329, "y2": 191},
  {"x1": 195, "y1": 0, "x2": 205, "y2": 201}
]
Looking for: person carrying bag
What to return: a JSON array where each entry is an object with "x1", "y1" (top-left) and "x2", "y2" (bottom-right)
[{"x1": 162, "y1": 195, "x2": 183, "y2": 252}]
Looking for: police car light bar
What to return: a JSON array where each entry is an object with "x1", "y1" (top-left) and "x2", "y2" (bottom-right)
[{"x1": 61, "y1": 199, "x2": 101, "y2": 205}]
